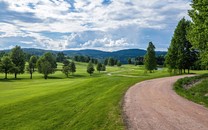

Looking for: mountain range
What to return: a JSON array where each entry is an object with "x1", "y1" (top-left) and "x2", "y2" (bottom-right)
[{"x1": 1, "y1": 48, "x2": 167, "y2": 63}]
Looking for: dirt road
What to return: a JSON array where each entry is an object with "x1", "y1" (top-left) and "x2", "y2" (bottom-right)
[{"x1": 123, "y1": 75, "x2": 208, "y2": 130}]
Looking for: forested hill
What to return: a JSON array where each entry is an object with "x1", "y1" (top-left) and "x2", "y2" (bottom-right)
[{"x1": 1, "y1": 48, "x2": 166, "y2": 63}]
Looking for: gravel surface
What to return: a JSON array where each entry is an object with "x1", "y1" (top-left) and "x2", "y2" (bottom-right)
[{"x1": 123, "y1": 75, "x2": 208, "y2": 130}]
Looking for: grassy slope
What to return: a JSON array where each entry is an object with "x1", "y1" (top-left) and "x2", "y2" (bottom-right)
[
  {"x1": 174, "y1": 74, "x2": 208, "y2": 108},
  {"x1": 1, "y1": 63, "x2": 206, "y2": 130}
]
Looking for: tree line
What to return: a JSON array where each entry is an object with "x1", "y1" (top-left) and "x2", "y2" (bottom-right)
[{"x1": 0, "y1": 46, "x2": 109, "y2": 79}]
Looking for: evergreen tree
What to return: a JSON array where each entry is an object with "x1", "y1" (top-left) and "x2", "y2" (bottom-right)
[
  {"x1": 144, "y1": 42, "x2": 157, "y2": 73},
  {"x1": 188, "y1": 0, "x2": 208, "y2": 69},
  {"x1": 87, "y1": 61, "x2": 94, "y2": 76},
  {"x1": 96, "y1": 63, "x2": 102, "y2": 73},
  {"x1": 166, "y1": 18, "x2": 195, "y2": 74},
  {"x1": 10, "y1": 46, "x2": 25, "y2": 78},
  {"x1": 0, "y1": 56, "x2": 14, "y2": 79}
]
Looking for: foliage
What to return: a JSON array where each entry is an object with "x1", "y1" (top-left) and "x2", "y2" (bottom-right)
[
  {"x1": 62, "y1": 65, "x2": 70, "y2": 77},
  {"x1": 174, "y1": 74, "x2": 208, "y2": 107},
  {"x1": 117, "y1": 61, "x2": 122, "y2": 67},
  {"x1": 69, "y1": 61, "x2": 76, "y2": 75},
  {"x1": 188, "y1": 0, "x2": 208, "y2": 68},
  {"x1": 87, "y1": 61, "x2": 95, "y2": 76},
  {"x1": 0, "y1": 56, "x2": 14, "y2": 79},
  {"x1": 10, "y1": 46, "x2": 25, "y2": 78},
  {"x1": 166, "y1": 18, "x2": 197, "y2": 74},
  {"x1": 108, "y1": 57, "x2": 115, "y2": 66},
  {"x1": 96, "y1": 63, "x2": 102, "y2": 73},
  {"x1": 144, "y1": 42, "x2": 157, "y2": 72},
  {"x1": 101, "y1": 64, "x2": 106, "y2": 71},
  {"x1": 56, "y1": 52, "x2": 66, "y2": 62},
  {"x1": 127, "y1": 58, "x2": 132, "y2": 64},
  {"x1": 37, "y1": 52, "x2": 57, "y2": 79}
]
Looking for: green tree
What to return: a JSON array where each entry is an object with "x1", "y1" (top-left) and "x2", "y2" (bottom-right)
[
  {"x1": 117, "y1": 61, "x2": 122, "y2": 67},
  {"x1": 30, "y1": 55, "x2": 37, "y2": 72},
  {"x1": 144, "y1": 42, "x2": 157, "y2": 73},
  {"x1": 62, "y1": 65, "x2": 70, "y2": 77},
  {"x1": 87, "y1": 61, "x2": 94, "y2": 76},
  {"x1": 166, "y1": 18, "x2": 195, "y2": 74},
  {"x1": 10, "y1": 46, "x2": 25, "y2": 78},
  {"x1": 101, "y1": 64, "x2": 106, "y2": 71},
  {"x1": 37, "y1": 52, "x2": 57, "y2": 79},
  {"x1": 108, "y1": 57, "x2": 114, "y2": 66},
  {"x1": 0, "y1": 56, "x2": 14, "y2": 79},
  {"x1": 69, "y1": 62, "x2": 76, "y2": 75},
  {"x1": 26, "y1": 56, "x2": 37, "y2": 79},
  {"x1": 188, "y1": 0, "x2": 208, "y2": 69},
  {"x1": 128, "y1": 58, "x2": 132, "y2": 64},
  {"x1": 96, "y1": 63, "x2": 102, "y2": 73},
  {"x1": 56, "y1": 52, "x2": 65, "y2": 62}
]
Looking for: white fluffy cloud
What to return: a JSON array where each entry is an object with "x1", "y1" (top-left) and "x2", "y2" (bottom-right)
[{"x1": 0, "y1": 0, "x2": 191, "y2": 51}]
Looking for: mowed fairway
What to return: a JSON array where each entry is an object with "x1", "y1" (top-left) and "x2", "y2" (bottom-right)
[{"x1": 0, "y1": 62, "x2": 169, "y2": 130}]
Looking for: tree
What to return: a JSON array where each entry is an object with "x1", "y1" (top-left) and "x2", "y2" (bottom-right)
[
  {"x1": 128, "y1": 58, "x2": 132, "y2": 64},
  {"x1": 87, "y1": 61, "x2": 94, "y2": 76},
  {"x1": 56, "y1": 52, "x2": 65, "y2": 62},
  {"x1": 62, "y1": 65, "x2": 70, "y2": 77},
  {"x1": 188, "y1": 0, "x2": 208, "y2": 69},
  {"x1": 37, "y1": 52, "x2": 57, "y2": 79},
  {"x1": 144, "y1": 42, "x2": 157, "y2": 73},
  {"x1": 96, "y1": 63, "x2": 102, "y2": 73},
  {"x1": 26, "y1": 56, "x2": 37, "y2": 79},
  {"x1": 0, "y1": 56, "x2": 14, "y2": 79},
  {"x1": 117, "y1": 61, "x2": 122, "y2": 67},
  {"x1": 63, "y1": 59, "x2": 70, "y2": 66},
  {"x1": 30, "y1": 56, "x2": 37, "y2": 72},
  {"x1": 104, "y1": 58, "x2": 108, "y2": 65},
  {"x1": 101, "y1": 64, "x2": 106, "y2": 71},
  {"x1": 108, "y1": 57, "x2": 114, "y2": 66},
  {"x1": 166, "y1": 18, "x2": 195, "y2": 74},
  {"x1": 10, "y1": 46, "x2": 25, "y2": 78},
  {"x1": 69, "y1": 61, "x2": 76, "y2": 75}
]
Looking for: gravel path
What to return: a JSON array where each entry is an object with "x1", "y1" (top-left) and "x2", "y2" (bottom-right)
[{"x1": 123, "y1": 75, "x2": 208, "y2": 130}]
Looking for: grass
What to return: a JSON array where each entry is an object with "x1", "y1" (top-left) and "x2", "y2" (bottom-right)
[
  {"x1": 0, "y1": 63, "x2": 207, "y2": 130},
  {"x1": 174, "y1": 74, "x2": 208, "y2": 108}
]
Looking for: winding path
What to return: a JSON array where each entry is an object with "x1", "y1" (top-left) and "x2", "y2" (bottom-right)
[{"x1": 123, "y1": 75, "x2": 208, "y2": 130}]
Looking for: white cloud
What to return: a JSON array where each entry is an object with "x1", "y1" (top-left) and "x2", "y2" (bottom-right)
[{"x1": 0, "y1": 0, "x2": 191, "y2": 51}]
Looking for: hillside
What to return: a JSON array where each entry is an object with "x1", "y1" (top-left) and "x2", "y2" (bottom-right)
[{"x1": 0, "y1": 48, "x2": 166, "y2": 63}]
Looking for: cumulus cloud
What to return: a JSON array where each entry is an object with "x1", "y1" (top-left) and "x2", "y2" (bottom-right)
[{"x1": 0, "y1": 0, "x2": 191, "y2": 51}]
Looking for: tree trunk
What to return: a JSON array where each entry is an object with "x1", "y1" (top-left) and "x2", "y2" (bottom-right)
[
  {"x1": 5, "y1": 72, "x2": 7, "y2": 79},
  {"x1": 44, "y1": 74, "x2": 48, "y2": 79},
  {"x1": 188, "y1": 69, "x2": 190, "y2": 74},
  {"x1": 184, "y1": 69, "x2": 186, "y2": 74},
  {"x1": 15, "y1": 73, "x2": 17, "y2": 79},
  {"x1": 30, "y1": 73, "x2": 32, "y2": 79}
]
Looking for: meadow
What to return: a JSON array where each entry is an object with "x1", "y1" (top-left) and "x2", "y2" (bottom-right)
[{"x1": 0, "y1": 62, "x2": 205, "y2": 130}]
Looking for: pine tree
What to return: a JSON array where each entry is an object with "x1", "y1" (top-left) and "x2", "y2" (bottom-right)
[
  {"x1": 144, "y1": 42, "x2": 157, "y2": 73},
  {"x1": 166, "y1": 18, "x2": 195, "y2": 74}
]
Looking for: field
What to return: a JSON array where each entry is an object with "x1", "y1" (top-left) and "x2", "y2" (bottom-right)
[{"x1": 0, "y1": 62, "x2": 205, "y2": 130}]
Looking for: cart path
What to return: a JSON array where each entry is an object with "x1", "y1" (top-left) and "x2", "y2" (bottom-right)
[{"x1": 123, "y1": 75, "x2": 208, "y2": 130}]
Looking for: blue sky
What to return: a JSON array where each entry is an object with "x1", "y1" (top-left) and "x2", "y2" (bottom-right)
[{"x1": 0, "y1": 0, "x2": 191, "y2": 51}]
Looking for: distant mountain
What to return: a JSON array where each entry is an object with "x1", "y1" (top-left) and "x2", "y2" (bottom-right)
[{"x1": 0, "y1": 48, "x2": 167, "y2": 63}]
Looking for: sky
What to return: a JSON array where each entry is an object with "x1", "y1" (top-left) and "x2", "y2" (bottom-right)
[{"x1": 0, "y1": 0, "x2": 191, "y2": 51}]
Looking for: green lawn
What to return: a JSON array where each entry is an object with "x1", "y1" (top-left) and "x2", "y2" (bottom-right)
[{"x1": 0, "y1": 63, "x2": 206, "y2": 130}]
